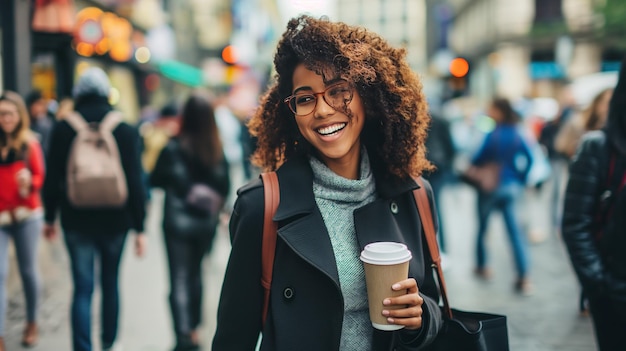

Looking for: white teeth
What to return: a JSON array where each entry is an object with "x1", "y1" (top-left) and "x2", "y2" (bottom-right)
[{"x1": 317, "y1": 123, "x2": 347, "y2": 135}]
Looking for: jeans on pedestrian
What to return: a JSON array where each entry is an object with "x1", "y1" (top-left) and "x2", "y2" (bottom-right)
[
  {"x1": 475, "y1": 182, "x2": 529, "y2": 278},
  {"x1": 164, "y1": 232, "x2": 214, "y2": 343},
  {"x1": 0, "y1": 214, "x2": 42, "y2": 336},
  {"x1": 64, "y1": 230, "x2": 127, "y2": 351}
]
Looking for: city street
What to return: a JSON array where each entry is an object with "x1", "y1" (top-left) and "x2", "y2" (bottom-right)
[{"x1": 5, "y1": 180, "x2": 596, "y2": 351}]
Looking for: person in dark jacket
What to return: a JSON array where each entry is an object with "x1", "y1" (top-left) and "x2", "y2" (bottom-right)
[
  {"x1": 212, "y1": 15, "x2": 443, "y2": 351},
  {"x1": 151, "y1": 94, "x2": 230, "y2": 351},
  {"x1": 42, "y1": 67, "x2": 147, "y2": 351},
  {"x1": 562, "y1": 56, "x2": 626, "y2": 350},
  {"x1": 423, "y1": 112, "x2": 456, "y2": 255},
  {"x1": 25, "y1": 90, "x2": 54, "y2": 159}
]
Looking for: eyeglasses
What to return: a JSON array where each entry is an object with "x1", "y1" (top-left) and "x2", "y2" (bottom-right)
[
  {"x1": 284, "y1": 82, "x2": 353, "y2": 116},
  {"x1": 0, "y1": 109, "x2": 18, "y2": 119}
]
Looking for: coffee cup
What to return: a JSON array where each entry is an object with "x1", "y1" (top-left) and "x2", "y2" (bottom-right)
[{"x1": 360, "y1": 242, "x2": 412, "y2": 331}]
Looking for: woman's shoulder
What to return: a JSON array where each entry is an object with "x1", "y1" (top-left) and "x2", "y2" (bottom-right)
[
  {"x1": 229, "y1": 177, "x2": 265, "y2": 242},
  {"x1": 236, "y1": 177, "x2": 264, "y2": 202},
  {"x1": 578, "y1": 130, "x2": 607, "y2": 151}
]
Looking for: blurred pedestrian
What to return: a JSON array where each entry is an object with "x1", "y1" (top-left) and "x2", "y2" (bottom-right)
[
  {"x1": 555, "y1": 87, "x2": 613, "y2": 160},
  {"x1": 141, "y1": 102, "x2": 180, "y2": 175},
  {"x1": 470, "y1": 98, "x2": 534, "y2": 295},
  {"x1": 25, "y1": 90, "x2": 54, "y2": 158},
  {"x1": 538, "y1": 89, "x2": 575, "y2": 235},
  {"x1": 562, "y1": 57, "x2": 626, "y2": 350},
  {"x1": 42, "y1": 67, "x2": 147, "y2": 351},
  {"x1": 555, "y1": 87, "x2": 613, "y2": 315},
  {"x1": 213, "y1": 15, "x2": 443, "y2": 350},
  {"x1": 0, "y1": 91, "x2": 46, "y2": 350},
  {"x1": 423, "y1": 112, "x2": 456, "y2": 258},
  {"x1": 213, "y1": 87, "x2": 244, "y2": 214},
  {"x1": 54, "y1": 97, "x2": 74, "y2": 120},
  {"x1": 151, "y1": 93, "x2": 230, "y2": 351}
]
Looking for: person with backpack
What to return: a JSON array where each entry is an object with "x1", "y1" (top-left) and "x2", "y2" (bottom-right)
[
  {"x1": 562, "y1": 56, "x2": 626, "y2": 350},
  {"x1": 151, "y1": 93, "x2": 230, "y2": 351},
  {"x1": 212, "y1": 15, "x2": 443, "y2": 351},
  {"x1": 42, "y1": 67, "x2": 147, "y2": 351},
  {"x1": 0, "y1": 91, "x2": 46, "y2": 351}
]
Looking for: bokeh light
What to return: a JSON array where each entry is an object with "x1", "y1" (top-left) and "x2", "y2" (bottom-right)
[{"x1": 135, "y1": 47, "x2": 151, "y2": 64}]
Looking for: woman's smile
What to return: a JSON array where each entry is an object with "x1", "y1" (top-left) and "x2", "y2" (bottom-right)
[{"x1": 291, "y1": 64, "x2": 365, "y2": 179}]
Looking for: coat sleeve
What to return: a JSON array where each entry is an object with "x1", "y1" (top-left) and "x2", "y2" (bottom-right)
[
  {"x1": 212, "y1": 185, "x2": 265, "y2": 351},
  {"x1": 561, "y1": 132, "x2": 607, "y2": 296},
  {"x1": 394, "y1": 180, "x2": 443, "y2": 350},
  {"x1": 115, "y1": 124, "x2": 147, "y2": 233},
  {"x1": 150, "y1": 143, "x2": 175, "y2": 189},
  {"x1": 43, "y1": 121, "x2": 72, "y2": 224}
]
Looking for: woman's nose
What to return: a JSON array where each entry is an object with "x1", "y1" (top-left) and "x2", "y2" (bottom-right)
[{"x1": 313, "y1": 95, "x2": 335, "y2": 118}]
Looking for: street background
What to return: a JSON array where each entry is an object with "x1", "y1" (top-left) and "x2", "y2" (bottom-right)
[{"x1": 5, "y1": 177, "x2": 595, "y2": 351}]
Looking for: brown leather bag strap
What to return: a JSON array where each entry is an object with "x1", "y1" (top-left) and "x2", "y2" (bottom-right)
[
  {"x1": 260, "y1": 171, "x2": 279, "y2": 327},
  {"x1": 413, "y1": 177, "x2": 453, "y2": 319}
]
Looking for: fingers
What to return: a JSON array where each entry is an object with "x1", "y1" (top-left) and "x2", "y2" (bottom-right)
[
  {"x1": 382, "y1": 278, "x2": 424, "y2": 330},
  {"x1": 391, "y1": 278, "x2": 418, "y2": 294},
  {"x1": 135, "y1": 235, "x2": 147, "y2": 258},
  {"x1": 43, "y1": 225, "x2": 57, "y2": 240}
]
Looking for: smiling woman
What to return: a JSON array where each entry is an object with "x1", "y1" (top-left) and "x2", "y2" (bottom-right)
[
  {"x1": 0, "y1": 92, "x2": 46, "y2": 351},
  {"x1": 213, "y1": 15, "x2": 443, "y2": 351}
]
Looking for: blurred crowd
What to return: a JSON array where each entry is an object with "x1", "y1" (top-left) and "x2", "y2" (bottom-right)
[
  {"x1": 0, "y1": 66, "x2": 257, "y2": 351},
  {"x1": 0, "y1": 54, "x2": 623, "y2": 350}
]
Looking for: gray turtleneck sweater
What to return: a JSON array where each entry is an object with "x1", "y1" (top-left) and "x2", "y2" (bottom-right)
[{"x1": 309, "y1": 150, "x2": 377, "y2": 351}]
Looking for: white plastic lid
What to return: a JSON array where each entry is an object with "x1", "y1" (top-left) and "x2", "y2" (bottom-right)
[{"x1": 360, "y1": 242, "x2": 412, "y2": 265}]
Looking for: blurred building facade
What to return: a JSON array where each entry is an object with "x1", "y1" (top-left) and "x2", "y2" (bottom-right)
[
  {"x1": 426, "y1": 0, "x2": 625, "y2": 104},
  {"x1": 335, "y1": 0, "x2": 428, "y2": 73}
]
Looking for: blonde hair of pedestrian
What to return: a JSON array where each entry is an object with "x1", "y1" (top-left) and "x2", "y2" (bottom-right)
[{"x1": 0, "y1": 91, "x2": 34, "y2": 158}]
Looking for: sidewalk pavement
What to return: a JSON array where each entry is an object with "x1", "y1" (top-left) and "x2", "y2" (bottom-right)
[
  {"x1": 439, "y1": 182, "x2": 595, "y2": 351},
  {"x1": 5, "y1": 181, "x2": 596, "y2": 350}
]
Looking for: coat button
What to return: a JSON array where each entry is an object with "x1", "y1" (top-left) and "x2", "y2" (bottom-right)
[
  {"x1": 390, "y1": 202, "x2": 399, "y2": 214},
  {"x1": 283, "y1": 287, "x2": 294, "y2": 300}
]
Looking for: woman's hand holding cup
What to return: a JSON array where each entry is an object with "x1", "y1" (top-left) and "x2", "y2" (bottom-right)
[
  {"x1": 360, "y1": 242, "x2": 413, "y2": 331},
  {"x1": 381, "y1": 278, "x2": 424, "y2": 330}
]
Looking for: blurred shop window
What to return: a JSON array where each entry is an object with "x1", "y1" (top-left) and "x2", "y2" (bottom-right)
[
  {"x1": 32, "y1": 0, "x2": 76, "y2": 33},
  {"x1": 534, "y1": 0, "x2": 563, "y2": 23}
]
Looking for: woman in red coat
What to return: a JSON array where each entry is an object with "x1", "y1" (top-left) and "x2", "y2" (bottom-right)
[{"x1": 0, "y1": 91, "x2": 46, "y2": 350}]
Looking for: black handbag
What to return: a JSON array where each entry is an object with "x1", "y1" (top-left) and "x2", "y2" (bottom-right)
[
  {"x1": 163, "y1": 189, "x2": 220, "y2": 238},
  {"x1": 413, "y1": 178, "x2": 510, "y2": 351},
  {"x1": 161, "y1": 142, "x2": 223, "y2": 239}
]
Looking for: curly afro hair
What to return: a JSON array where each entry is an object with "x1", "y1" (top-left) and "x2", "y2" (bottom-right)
[{"x1": 248, "y1": 15, "x2": 432, "y2": 180}]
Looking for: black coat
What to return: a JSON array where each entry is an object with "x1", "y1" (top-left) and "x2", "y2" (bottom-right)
[
  {"x1": 150, "y1": 138, "x2": 230, "y2": 239},
  {"x1": 563, "y1": 55, "x2": 626, "y2": 304},
  {"x1": 213, "y1": 154, "x2": 443, "y2": 351},
  {"x1": 562, "y1": 130, "x2": 626, "y2": 301},
  {"x1": 42, "y1": 95, "x2": 146, "y2": 233}
]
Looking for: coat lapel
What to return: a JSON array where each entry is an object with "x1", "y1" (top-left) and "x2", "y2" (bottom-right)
[
  {"x1": 274, "y1": 157, "x2": 340, "y2": 288},
  {"x1": 270, "y1": 153, "x2": 421, "y2": 290}
]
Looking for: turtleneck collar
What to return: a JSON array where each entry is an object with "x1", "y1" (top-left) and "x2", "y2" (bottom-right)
[{"x1": 308, "y1": 147, "x2": 376, "y2": 204}]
